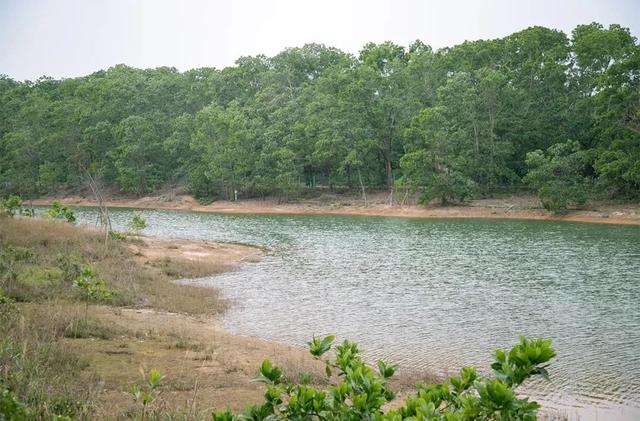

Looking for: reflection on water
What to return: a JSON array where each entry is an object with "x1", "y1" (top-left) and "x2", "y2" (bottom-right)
[{"x1": 72, "y1": 207, "x2": 640, "y2": 419}]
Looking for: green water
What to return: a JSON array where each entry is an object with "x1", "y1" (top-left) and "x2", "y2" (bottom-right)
[{"x1": 72, "y1": 207, "x2": 640, "y2": 419}]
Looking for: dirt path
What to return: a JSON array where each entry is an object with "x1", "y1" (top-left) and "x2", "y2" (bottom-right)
[{"x1": 33, "y1": 193, "x2": 640, "y2": 225}]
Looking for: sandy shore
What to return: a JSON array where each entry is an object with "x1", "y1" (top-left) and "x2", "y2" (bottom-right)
[
  {"x1": 33, "y1": 193, "x2": 640, "y2": 225},
  {"x1": 128, "y1": 235, "x2": 263, "y2": 266}
]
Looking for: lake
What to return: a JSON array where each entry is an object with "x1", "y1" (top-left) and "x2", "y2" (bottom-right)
[{"x1": 73, "y1": 207, "x2": 640, "y2": 419}]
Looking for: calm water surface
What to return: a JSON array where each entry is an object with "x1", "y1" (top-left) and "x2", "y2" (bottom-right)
[{"x1": 73, "y1": 208, "x2": 640, "y2": 419}]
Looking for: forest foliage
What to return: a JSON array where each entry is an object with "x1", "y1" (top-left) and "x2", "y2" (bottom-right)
[{"x1": 1, "y1": 23, "x2": 638, "y2": 210}]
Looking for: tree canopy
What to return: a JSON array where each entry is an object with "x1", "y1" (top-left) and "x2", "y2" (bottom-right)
[{"x1": 1, "y1": 23, "x2": 638, "y2": 207}]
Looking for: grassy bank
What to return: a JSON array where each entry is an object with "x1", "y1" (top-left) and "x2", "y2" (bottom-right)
[
  {"x1": 0, "y1": 217, "x2": 231, "y2": 314},
  {"x1": 0, "y1": 217, "x2": 332, "y2": 419}
]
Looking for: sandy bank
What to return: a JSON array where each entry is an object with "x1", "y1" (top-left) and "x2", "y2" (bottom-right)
[
  {"x1": 61, "y1": 304, "x2": 326, "y2": 416},
  {"x1": 32, "y1": 193, "x2": 640, "y2": 225},
  {"x1": 129, "y1": 235, "x2": 263, "y2": 267}
]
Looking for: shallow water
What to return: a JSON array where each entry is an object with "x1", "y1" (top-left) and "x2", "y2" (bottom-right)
[{"x1": 73, "y1": 207, "x2": 640, "y2": 419}]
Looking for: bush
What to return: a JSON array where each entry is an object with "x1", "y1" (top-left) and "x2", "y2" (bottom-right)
[
  {"x1": 0, "y1": 388, "x2": 28, "y2": 420},
  {"x1": 73, "y1": 266, "x2": 112, "y2": 302},
  {"x1": 127, "y1": 211, "x2": 148, "y2": 234},
  {"x1": 0, "y1": 195, "x2": 22, "y2": 217},
  {"x1": 212, "y1": 335, "x2": 555, "y2": 420},
  {"x1": 46, "y1": 201, "x2": 76, "y2": 223},
  {"x1": 73, "y1": 265, "x2": 113, "y2": 322},
  {"x1": 129, "y1": 369, "x2": 164, "y2": 420}
]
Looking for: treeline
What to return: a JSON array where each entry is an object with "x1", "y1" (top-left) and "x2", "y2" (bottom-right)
[{"x1": 0, "y1": 22, "x2": 638, "y2": 208}]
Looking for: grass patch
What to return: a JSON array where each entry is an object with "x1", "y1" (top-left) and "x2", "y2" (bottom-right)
[
  {"x1": 64, "y1": 317, "x2": 122, "y2": 340},
  {"x1": 148, "y1": 256, "x2": 230, "y2": 279},
  {"x1": 17, "y1": 266, "x2": 64, "y2": 286},
  {"x1": 0, "y1": 217, "x2": 227, "y2": 315},
  {"x1": 0, "y1": 298, "x2": 98, "y2": 419}
]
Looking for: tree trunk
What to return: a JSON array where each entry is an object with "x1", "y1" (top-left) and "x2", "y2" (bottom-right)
[
  {"x1": 385, "y1": 148, "x2": 393, "y2": 191},
  {"x1": 357, "y1": 168, "x2": 367, "y2": 207}
]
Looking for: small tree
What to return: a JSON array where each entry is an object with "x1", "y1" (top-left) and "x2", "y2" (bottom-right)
[
  {"x1": 73, "y1": 265, "x2": 113, "y2": 321},
  {"x1": 130, "y1": 369, "x2": 163, "y2": 421},
  {"x1": 127, "y1": 211, "x2": 147, "y2": 235},
  {"x1": 0, "y1": 195, "x2": 23, "y2": 217},
  {"x1": 524, "y1": 140, "x2": 591, "y2": 213},
  {"x1": 47, "y1": 201, "x2": 76, "y2": 223}
]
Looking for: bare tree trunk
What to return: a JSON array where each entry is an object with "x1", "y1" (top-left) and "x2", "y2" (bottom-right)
[
  {"x1": 85, "y1": 170, "x2": 111, "y2": 245},
  {"x1": 400, "y1": 188, "x2": 409, "y2": 207},
  {"x1": 357, "y1": 168, "x2": 367, "y2": 207},
  {"x1": 385, "y1": 153, "x2": 393, "y2": 192},
  {"x1": 472, "y1": 121, "x2": 480, "y2": 156}
]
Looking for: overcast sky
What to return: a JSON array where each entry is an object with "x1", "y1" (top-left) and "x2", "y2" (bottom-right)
[{"x1": 1, "y1": 0, "x2": 639, "y2": 81}]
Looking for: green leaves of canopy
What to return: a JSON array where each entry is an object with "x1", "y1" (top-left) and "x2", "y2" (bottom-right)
[{"x1": 0, "y1": 23, "x2": 638, "y2": 204}]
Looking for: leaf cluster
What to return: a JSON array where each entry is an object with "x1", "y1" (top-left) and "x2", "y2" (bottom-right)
[
  {"x1": 46, "y1": 201, "x2": 76, "y2": 223},
  {"x1": 72, "y1": 265, "x2": 113, "y2": 303},
  {"x1": 127, "y1": 211, "x2": 148, "y2": 234},
  {"x1": 212, "y1": 335, "x2": 555, "y2": 420}
]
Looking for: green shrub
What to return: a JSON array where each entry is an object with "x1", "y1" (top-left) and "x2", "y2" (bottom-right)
[
  {"x1": 108, "y1": 230, "x2": 127, "y2": 241},
  {"x1": 73, "y1": 266, "x2": 113, "y2": 303},
  {"x1": 213, "y1": 335, "x2": 555, "y2": 420},
  {"x1": 0, "y1": 195, "x2": 22, "y2": 217},
  {"x1": 127, "y1": 211, "x2": 148, "y2": 234},
  {"x1": 46, "y1": 201, "x2": 76, "y2": 223},
  {"x1": 73, "y1": 265, "x2": 113, "y2": 322},
  {"x1": 0, "y1": 388, "x2": 28, "y2": 420},
  {"x1": 130, "y1": 369, "x2": 163, "y2": 420}
]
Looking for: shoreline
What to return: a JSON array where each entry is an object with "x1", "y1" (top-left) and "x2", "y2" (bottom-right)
[{"x1": 32, "y1": 194, "x2": 640, "y2": 226}]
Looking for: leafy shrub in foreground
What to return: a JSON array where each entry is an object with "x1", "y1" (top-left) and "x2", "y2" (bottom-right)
[
  {"x1": 213, "y1": 335, "x2": 555, "y2": 420},
  {"x1": 0, "y1": 388, "x2": 28, "y2": 420},
  {"x1": 73, "y1": 266, "x2": 113, "y2": 304},
  {"x1": 130, "y1": 369, "x2": 163, "y2": 421}
]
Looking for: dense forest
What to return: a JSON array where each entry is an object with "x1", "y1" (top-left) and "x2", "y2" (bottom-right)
[{"x1": 1, "y1": 23, "x2": 638, "y2": 209}]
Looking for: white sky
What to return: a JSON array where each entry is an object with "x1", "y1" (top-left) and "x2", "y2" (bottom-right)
[{"x1": 1, "y1": 0, "x2": 639, "y2": 81}]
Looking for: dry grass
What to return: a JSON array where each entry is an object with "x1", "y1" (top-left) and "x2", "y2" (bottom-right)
[
  {"x1": 0, "y1": 217, "x2": 229, "y2": 315},
  {"x1": 0, "y1": 299, "x2": 103, "y2": 419},
  {"x1": 147, "y1": 256, "x2": 230, "y2": 279},
  {"x1": 1, "y1": 297, "x2": 312, "y2": 419}
]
